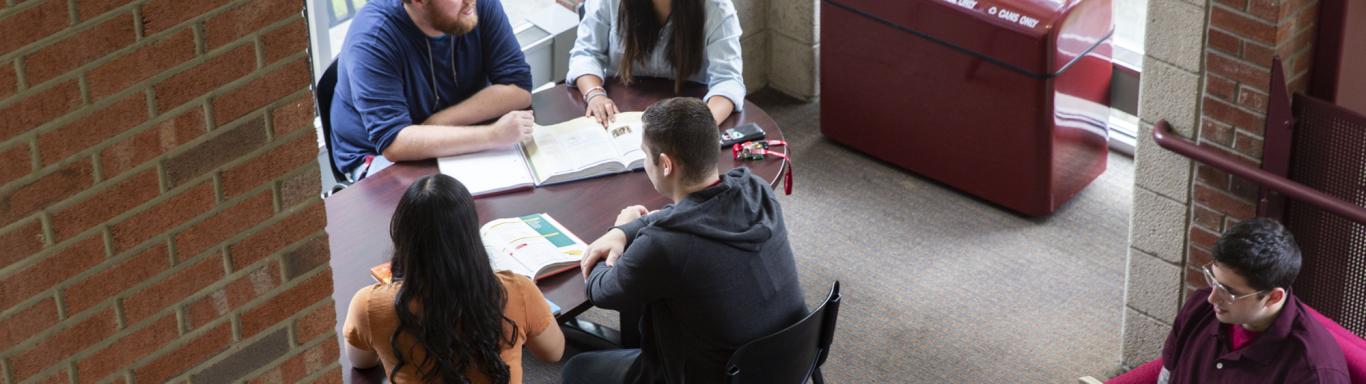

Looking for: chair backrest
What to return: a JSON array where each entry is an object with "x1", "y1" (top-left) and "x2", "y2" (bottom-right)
[
  {"x1": 1305, "y1": 305, "x2": 1366, "y2": 383},
  {"x1": 316, "y1": 59, "x2": 348, "y2": 186},
  {"x1": 725, "y1": 281, "x2": 842, "y2": 384}
]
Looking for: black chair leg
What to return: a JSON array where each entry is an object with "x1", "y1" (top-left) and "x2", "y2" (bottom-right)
[{"x1": 811, "y1": 367, "x2": 824, "y2": 384}]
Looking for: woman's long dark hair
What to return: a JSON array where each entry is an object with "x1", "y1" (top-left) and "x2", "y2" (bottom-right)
[
  {"x1": 617, "y1": 0, "x2": 706, "y2": 93},
  {"x1": 387, "y1": 174, "x2": 518, "y2": 383}
]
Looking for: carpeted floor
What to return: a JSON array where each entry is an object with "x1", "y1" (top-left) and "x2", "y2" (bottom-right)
[{"x1": 523, "y1": 89, "x2": 1134, "y2": 383}]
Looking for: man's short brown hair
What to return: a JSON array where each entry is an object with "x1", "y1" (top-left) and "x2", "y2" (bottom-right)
[{"x1": 641, "y1": 97, "x2": 719, "y2": 183}]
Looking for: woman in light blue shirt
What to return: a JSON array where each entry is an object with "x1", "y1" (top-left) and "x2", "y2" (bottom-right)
[{"x1": 566, "y1": 0, "x2": 745, "y2": 126}]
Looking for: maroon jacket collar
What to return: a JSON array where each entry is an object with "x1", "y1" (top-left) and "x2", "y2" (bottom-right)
[{"x1": 1208, "y1": 291, "x2": 1300, "y2": 365}]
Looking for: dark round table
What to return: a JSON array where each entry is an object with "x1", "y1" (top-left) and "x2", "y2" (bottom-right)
[{"x1": 324, "y1": 78, "x2": 786, "y2": 383}]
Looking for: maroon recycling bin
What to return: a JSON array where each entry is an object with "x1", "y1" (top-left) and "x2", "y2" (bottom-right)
[{"x1": 821, "y1": 0, "x2": 1113, "y2": 216}]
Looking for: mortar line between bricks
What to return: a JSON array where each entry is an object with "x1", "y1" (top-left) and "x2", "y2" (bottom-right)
[
  {"x1": 9, "y1": 114, "x2": 201, "y2": 226},
  {"x1": 241, "y1": 330, "x2": 337, "y2": 382},
  {"x1": 1190, "y1": 177, "x2": 1261, "y2": 208},
  {"x1": 177, "y1": 314, "x2": 306, "y2": 383},
  {"x1": 195, "y1": 297, "x2": 338, "y2": 382},
  {"x1": 64, "y1": 360, "x2": 79, "y2": 384},
  {"x1": 89, "y1": 152, "x2": 104, "y2": 183},
  {"x1": 231, "y1": 315, "x2": 244, "y2": 350},
  {"x1": 0, "y1": 3, "x2": 153, "y2": 65},
  {"x1": 212, "y1": 173, "x2": 225, "y2": 206},
  {"x1": 228, "y1": 229, "x2": 329, "y2": 286},
  {"x1": 0, "y1": 231, "x2": 165, "y2": 321},
  {"x1": 202, "y1": 53, "x2": 311, "y2": 130},
  {"x1": 1273, "y1": 32, "x2": 1316, "y2": 59},
  {"x1": 1203, "y1": 27, "x2": 1305, "y2": 72},
  {"x1": 1189, "y1": 134, "x2": 1263, "y2": 164},
  {"x1": 0, "y1": 229, "x2": 110, "y2": 299},
  {"x1": 23, "y1": 44, "x2": 268, "y2": 151},
  {"x1": 1, "y1": 356, "x2": 12, "y2": 384},
  {"x1": 0, "y1": 97, "x2": 198, "y2": 184},
  {"x1": 0, "y1": 290, "x2": 163, "y2": 383},
  {"x1": 178, "y1": 256, "x2": 333, "y2": 347},
  {"x1": 1210, "y1": 2, "x2": 1279, "y2": 29},
  {"x1": 1203, "y1": 52, "x2": 1278, "y2": 97},
  {"x1": 89, "y1": 310, "x2": 241, "y2": 384},
  {"x1": 10, "y1": 59, "x2": 26, "y2": 92},
  {"x1": 0, "y1": 0, "x2": 42, "y2": 22},
  {"x1": 289, "y1": 299, "x2": 337, "y2": 346},
  {"x1": 193, "y1": 23, "x2": 207, "y2": 57},
  {"x1": 206, "y1": 120, "x2": 317, "y2": 203},
  {"x1": 132, "y1": 6, "x2": 145, "y2": 41},
  {"x1": 254, "y1": 36, "x2": 267, "y2": 70},
  {"x1": 300, "y1": 361, "x2": 343, "y2": 384},
  {"x1": 38, "y1": 211, "x2": 55, "y2": 248},
  {"x1": 0, "y1": 0, "x2": 258, "y2": 65},
  {"x1": 1, "y1": 243, "x2": 269, "y2": 374},
  {"x1": 272, "y1": 182, "x2": 284, "y2": 215},
  {"x1": 0, "y1": 29, "x2": 306, "y2": 144},
  {"x1": 0, "y1": 149, "x2": 286, "y2": 283},
  {"x1": 64, "y1": 0, "x2": 77, "y2": 27}
]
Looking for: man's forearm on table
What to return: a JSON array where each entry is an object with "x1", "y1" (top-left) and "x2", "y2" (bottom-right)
[{"x1": 423, "y1": 84, "x2": 531, "y2": 126}]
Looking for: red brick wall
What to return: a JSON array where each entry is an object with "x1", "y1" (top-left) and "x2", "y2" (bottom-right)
[
  {"x1": 0, "y1": 0, "x2": 337, "y2": 382},
  {"x1": 1184, "y1": 0, "x2": 1319, "y2": 297}
]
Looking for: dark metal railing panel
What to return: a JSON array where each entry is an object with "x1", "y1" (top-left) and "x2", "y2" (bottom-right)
[{"x1": 1283, "y1": 92, "x2": 1366, "y2": 336}]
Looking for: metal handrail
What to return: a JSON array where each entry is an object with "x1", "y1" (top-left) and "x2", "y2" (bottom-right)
[{"x1": 1152, "y1": 120, "x2": 1366, "y2": 225}]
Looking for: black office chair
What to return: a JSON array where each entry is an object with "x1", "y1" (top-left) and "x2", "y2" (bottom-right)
[
  {"x1": 315, "y1": 58, "x2": 349, "y2": 196},
  {"x1": 725, "y1": 281, "x2": 842, "y2": 384}
]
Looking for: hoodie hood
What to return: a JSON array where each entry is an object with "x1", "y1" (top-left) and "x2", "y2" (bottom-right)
[{"x1": 648, "y1": 167, "x2": 779, "y2": 251}]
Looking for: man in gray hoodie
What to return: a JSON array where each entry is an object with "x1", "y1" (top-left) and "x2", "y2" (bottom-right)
[{"x1": 562, "y1": 97, "x2": 806, "y2": 384}]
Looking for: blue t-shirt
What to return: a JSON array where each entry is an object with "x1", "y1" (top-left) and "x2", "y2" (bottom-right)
[{"x1": 330, "y1": 0, "x2": 532, "y2": 175}]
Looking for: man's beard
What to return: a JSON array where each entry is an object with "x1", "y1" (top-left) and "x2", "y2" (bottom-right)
[{"x1": 430, "y1": 3, "x2": 478, "y2": 36}]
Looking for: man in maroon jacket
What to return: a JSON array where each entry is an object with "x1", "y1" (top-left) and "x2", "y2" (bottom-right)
[{"x1": 1159, "y1": 218, "x2": 1348, "y2": 383}]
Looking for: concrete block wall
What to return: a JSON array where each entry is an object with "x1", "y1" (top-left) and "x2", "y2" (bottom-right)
[
  {"x1": 1120, "y1": 0, "x2": 1319, "y2": 368},
  {"x1": 767, "y1": 0, "x2": 817, "y2": 100},
  {"x1": 0, "y1": 0, "x2": 337, "y2": 382}
]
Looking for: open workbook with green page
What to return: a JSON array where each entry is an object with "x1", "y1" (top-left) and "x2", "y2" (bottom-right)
[
  {"x1": 370, "y1": 213, "x2": 587, "y2": 283},
  {"x1": 436, "y1": 112, "x2": 647, "y2": 196}
]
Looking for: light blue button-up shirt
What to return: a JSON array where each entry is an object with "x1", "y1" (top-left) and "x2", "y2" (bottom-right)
[{"x1": 566, "y1": 0, "x2": 746, "y2": 111}]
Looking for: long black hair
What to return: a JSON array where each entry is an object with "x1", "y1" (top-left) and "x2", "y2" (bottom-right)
[
  {"x1": 387, "y1": 174, "x2": 518, "y2": 383},
  {"x1": 617, "y1": 0, "x2": 706, "y2": 93}
]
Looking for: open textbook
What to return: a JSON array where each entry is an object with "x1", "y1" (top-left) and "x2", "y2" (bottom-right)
[
  {"x1": 370, "y1": 213, "x2": 587, "y2": 283},
  {"x1": 437, "y1": 112, "x2": 646, "y2": 196}
]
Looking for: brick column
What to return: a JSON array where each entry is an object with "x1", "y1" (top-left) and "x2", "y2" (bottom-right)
[
  {"x1": 1120, "y1": 0, "x2": 1318, "y2": 369},
  {"x1": 0, "y1": 0, "x2": 336, "y2": 382}
]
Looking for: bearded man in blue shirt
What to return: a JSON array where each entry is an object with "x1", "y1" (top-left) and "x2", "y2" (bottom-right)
[{"x1": 331, "y1": 0, "x2": 534, "y2": 180}]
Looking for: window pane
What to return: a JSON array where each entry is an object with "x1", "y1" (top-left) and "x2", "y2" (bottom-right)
[{"x1": 332, "y1": 0, "x2": 351, "y2": 23}]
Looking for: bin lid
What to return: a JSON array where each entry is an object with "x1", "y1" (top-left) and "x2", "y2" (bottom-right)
[{"x1": 824, "y1": 0, "x2": 1110, "y2": 78}]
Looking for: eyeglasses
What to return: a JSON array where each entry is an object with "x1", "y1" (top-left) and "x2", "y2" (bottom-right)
[{"x1": 1201, "y1": 264, "x2": 1265, "y2": 303}]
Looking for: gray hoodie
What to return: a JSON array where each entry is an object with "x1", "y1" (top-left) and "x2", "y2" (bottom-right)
[{"x1": 586, "y1": 167, "x2": 806, "y2": 384}]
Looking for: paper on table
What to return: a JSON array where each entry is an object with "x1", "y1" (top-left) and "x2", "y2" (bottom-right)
[{"x1": 436, "y1": 144, "x2": 534, "y2": 196}]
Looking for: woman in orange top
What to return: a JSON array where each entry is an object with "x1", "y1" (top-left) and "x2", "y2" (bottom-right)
[{"x1": 343, "y1": 174, "x2": 565, "y2": 383}]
